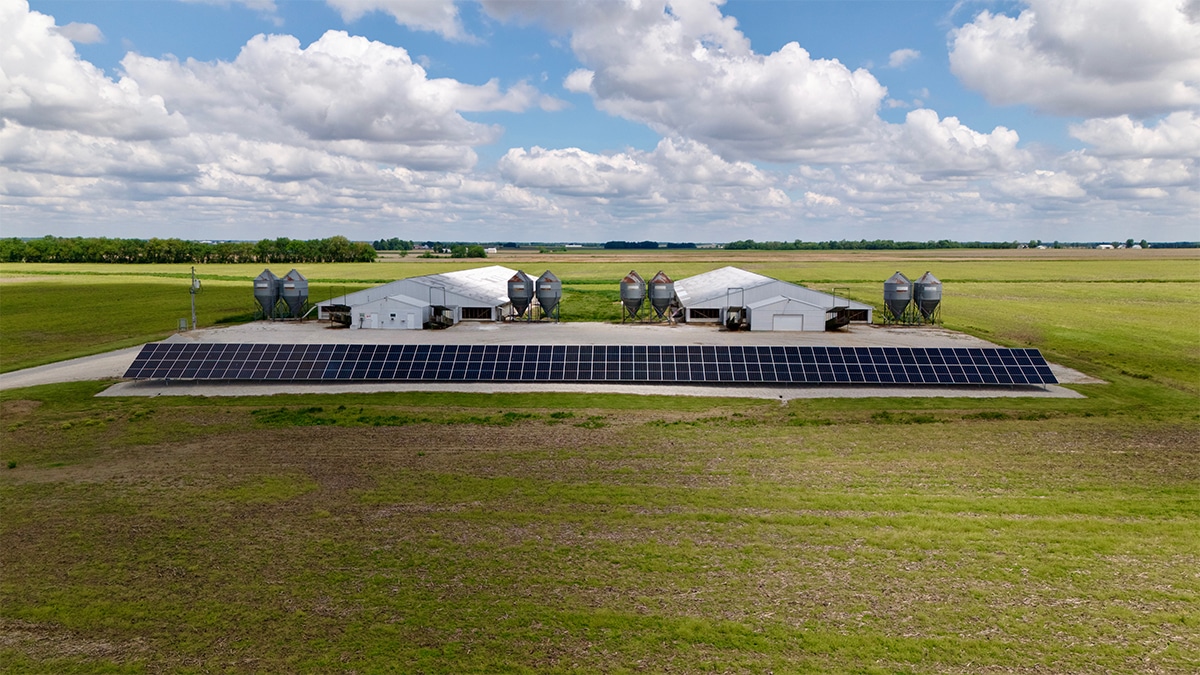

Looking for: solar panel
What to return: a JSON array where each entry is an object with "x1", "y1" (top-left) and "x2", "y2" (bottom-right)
[{"x1": 123, "y1": 343, "x2": 1058, "y2": 386}]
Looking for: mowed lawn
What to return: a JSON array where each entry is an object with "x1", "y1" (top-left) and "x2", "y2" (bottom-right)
[
  {"x1": 1, "y1": 249, "x2": 1198, "y2": 672},
  {"x1": 0, "y1": 276, "x2": 370, "y2": 373}
]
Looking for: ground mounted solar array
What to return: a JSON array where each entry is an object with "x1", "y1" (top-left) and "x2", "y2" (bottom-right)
[{"x1": 124, "y1": 343, "x2": 1058, "y2": 386}]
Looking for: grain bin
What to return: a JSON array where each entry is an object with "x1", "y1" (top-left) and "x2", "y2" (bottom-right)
[
  {"x1": 914, "y1": 271, "x2": 942, "y2": 321},
  {"x1": 649, "y1": 271, "x2": 674, "y2": 319},
  {"x1": 508, "y1": 270, "x2": 534, "y2": 318},
  {"x1": 280, "y1": 269, "x2": 308, "y2": 318},
  {"x1": 254, "y1": 269, "x2": 279, "y2": 318},
  {"x1": 536, "y1": 270, "x2": 561, "y2": 321},
  {"x1": 883, "y1": 271, "x2": 912, "y2": 321},
  {"x1": 621, "y1": 270, "x2": 646, "y2": 321}
]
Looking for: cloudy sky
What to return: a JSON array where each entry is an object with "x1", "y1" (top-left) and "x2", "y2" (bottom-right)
[{"x1": 2, "y1": 0, "x2": 1197, "y2": 243}]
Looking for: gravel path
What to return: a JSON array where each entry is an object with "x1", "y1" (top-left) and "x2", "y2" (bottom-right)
[{"x1": 0, "y1": 346, "x2": 143, "y2": 391}]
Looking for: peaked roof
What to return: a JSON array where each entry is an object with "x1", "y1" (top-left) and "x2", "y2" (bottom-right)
[
  {"x1": 746, "y1": 294, "x2": 825, "y2": 311},
  {"x1": 675, "y1": 266, "x2": 872, "y2": 311},
  {"x1": 405, "y1": 265, "x2": 515, "y2": 305},
  {"x1": 354, "y1": 292, "x2": 430, "y2": 309},
  {"x1": 320, "y1": 265, "x2": 516, "y2": 307},
  {"x1": 674, "y1": 266, "x2": 775, "y2": 306}
]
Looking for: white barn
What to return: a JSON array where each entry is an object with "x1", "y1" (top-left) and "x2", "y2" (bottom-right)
[
  {"x1": 317, "y1": 265, "x2": 515, "y2": 329},
  {"x1": 745, "y1": 296, "x2": 827, "y2": 332},
  {"x1": 674, "y1": 266, "x2": 873, "y2": 331}
]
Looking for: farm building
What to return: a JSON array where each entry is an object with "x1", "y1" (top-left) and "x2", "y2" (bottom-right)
[
  {"x1": 317, "y1": 265, "x2": 515, "y2": 329},
  {"x1": 317, "y1": 264, "x2": 872, "y2": 332},
  {"x1": 674, "y1": 266, "x2": 873, "y2": 331}
]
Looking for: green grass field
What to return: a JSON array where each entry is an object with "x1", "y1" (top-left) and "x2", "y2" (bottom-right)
[
  {"x1": 1, "y1": 250, "x2": 1198, "y2": 673},
  {"x1": 4, "y1": 251, "x2": 1198, "y2": 391}
]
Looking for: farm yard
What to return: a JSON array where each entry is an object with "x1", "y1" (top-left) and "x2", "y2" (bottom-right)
[{"x1": 1, "y1": 248, "x2": 1198, "y2": 673}]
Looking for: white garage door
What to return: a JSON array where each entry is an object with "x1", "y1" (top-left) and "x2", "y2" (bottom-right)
[{"x1": 772, "y1": 314, "x2": 805, "y2": 331}]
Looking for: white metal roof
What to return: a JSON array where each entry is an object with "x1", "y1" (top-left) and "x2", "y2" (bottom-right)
[
  {"x1": 319, "y1": 265, "x2": 516, "y2": 308},
  {"x1": 320, "y1": 280, "x2": 408, "y2": 308},
  {"x1": 675, "y1": 266, "x2": 872, "y2": 311},
  {"x1": 746, "y1": 295, "x2": 825, "y2": 312},
  {"x1": 405, "y1": 265, "x2": 515, "y2": 306},
  {"x1": 674, "y1": 266, "x2": 774, "y2": 306}
]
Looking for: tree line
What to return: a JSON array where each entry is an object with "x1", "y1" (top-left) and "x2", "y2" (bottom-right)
[
  {"x1": 372, "y1": 240, "x2": 489, "y2": 259},
  {"x1": 441, "y1": 244, "x2": 488, "y2": 259},
  {"x1": 727, "y1": 239, "x2": 1191, "y2": 250},
  {"x1": 602, "y1": 241, "x2": 697, "y2": 249},
  {"x1": 0, "y1": 236, "x2": 377, "y2": 264},
  {"x1": 725, "y1": 239, "x2": 1022, "y2": 251},
  {"x1": 372, "y1": 237, "x2": 414, "y2": 251}
]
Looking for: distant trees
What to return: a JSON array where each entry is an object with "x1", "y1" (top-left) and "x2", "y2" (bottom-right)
[
  {"x1": 725, "y1": 239, "x2": 1020, "y2": 251},
  {"x1": 412, "y1": 242, "x2": 488, "y2": 258},
  {"x1": 0, "y1": 236, "x2": 377, "y2": 264},
  {"x1": 602, "y1": 240, "x2": 695, "y2": 249},
  {"x1": 6, "y1": 235, "x2": 1183, "y2": 264},
  {"x1": 449, "y1": 244, "x2": 487, "y2": 259},
  {"x1": 372, "y1": 237, "x2": 414, "y2": 254},
  {"x1": 603, "y1": 240, "x2": 659, "y2": 249}
]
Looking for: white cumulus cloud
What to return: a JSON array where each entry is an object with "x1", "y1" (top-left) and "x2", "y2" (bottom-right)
[
  {"x1": 563, "y1": 68, "x2": 594, "y2": 93},
  {"x1": 120, "y1": 30, "x2": 552, "y2": 168},
  {"x1": 888, "y1": 109, "x2": 1027, "y2": 176},
  {"x1": 1069, "y1": 111, "x2": 1200, "y2": 158},
  {"x1": 3, "y1": 0, "x2": 1196, "y2": 241},
  {"x1": 887, "y1": 48, "x2": 919, "y2": 68},
  {"x1": 994, "y1": 170, "x2": 1087, "y2": 200},
  {"x1": 498, "y1": 137, "x2": 786, "y2": 210},
  {"x1": 1063, "y1": 153, "x2": 1197, "y2": 195},
  {"x1": 949, "y1": 0, "x2": 1200, "y2": 116},
  {"x1": 0, "y1": 0, "x2": 186, "y2": 140},
  {"x1": 54, "y1": 21, "x2": 104, "y2": 44},
  {"x1": 0, "y1": 1, "x2": 574, "y2": 238},
  {"x1": 182, "y1": 0, "x2": 280, "y2": 15},
  {"x1": 485, "y1": 0, "x2": 886, "y2": 162},
  {"x1": 326, "y1": 0, "x2": 468, "y2": 41}
]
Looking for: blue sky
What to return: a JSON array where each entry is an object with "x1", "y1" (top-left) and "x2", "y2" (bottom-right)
[{"x1": 3, "y1": 0, "x2": 1197, "y2": 243}]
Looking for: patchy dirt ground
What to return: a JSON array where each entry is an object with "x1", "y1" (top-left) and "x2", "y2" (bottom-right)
[
  {"x1": 1, "y1": 399, "x2": 41, "y2": 417},
  {"x1": 3, "y1": 402, "x2": 1198, "y2": 673}
]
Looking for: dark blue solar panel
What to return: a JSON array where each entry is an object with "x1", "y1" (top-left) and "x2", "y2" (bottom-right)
[{"x1": 123, "y1": 343, "x2": 1059, "y2": 386}]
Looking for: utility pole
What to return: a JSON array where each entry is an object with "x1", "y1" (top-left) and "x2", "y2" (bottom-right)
[{"x1": 189, "y1": 266, "x2": 201, "y2": 330}]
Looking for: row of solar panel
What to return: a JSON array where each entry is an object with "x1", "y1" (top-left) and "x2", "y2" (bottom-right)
[
  {"x1": 129, "y1": 362, "x2": 1049, "y2": 385},
  {"x1": 125, "y1": 343, "x2": 1057, "y2": 385},
  {"x1": 130, "y1": 342, "x2": 1051, "y2": 367}
]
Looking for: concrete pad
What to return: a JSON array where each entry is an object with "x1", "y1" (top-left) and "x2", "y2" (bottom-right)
[
  {"x1": 0, "y1": 320, "x2": 1101, "y2": 397},
  {"x1": 165, "y1": 319, "x2": 996, "y2": 348},
  {"x1": 98, "y1": 379, "x2": 1084, "y2": 400}
]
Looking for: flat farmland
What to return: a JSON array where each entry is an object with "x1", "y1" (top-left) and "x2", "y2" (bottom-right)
[
  {"x1": 3, "y1": 250, "x2": 1197, "y2": 392},
  {"x1": 1, "y1": 249, "x2": 1198, "y2": 673}
]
